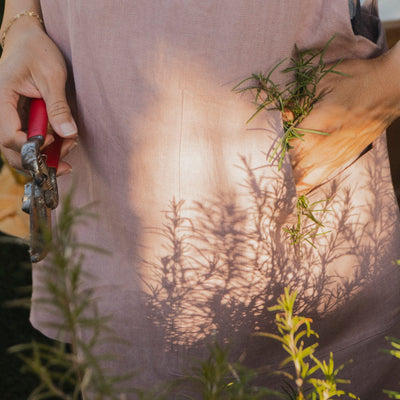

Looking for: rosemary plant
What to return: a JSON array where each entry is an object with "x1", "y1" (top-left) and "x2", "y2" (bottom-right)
[
  {"x1": 233, "y1": 36, "x2": 344, "y2": 170},
  {"x1": 9, "y1": 190, "x2": 131, "y2": 400},
  {"x1": 383, "y1": 337, "x2": 400, "y2": 399},
  {"x1": 259, "y1": 288, "x2": 359, "y2": 400},
  {"x1": 234, "y1": 38, "x2": 343, "y2": 249},
  {"x1": 185, "y1": 341, "x2": 282, "y2": 400}
]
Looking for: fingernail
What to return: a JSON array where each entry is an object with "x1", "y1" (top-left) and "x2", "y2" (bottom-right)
[{"x1": 59, "y1": 121, "x2": 78, "y2": 137}]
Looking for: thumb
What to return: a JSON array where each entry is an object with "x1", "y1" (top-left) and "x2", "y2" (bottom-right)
[{"x1": 43, "y1": 90, "x2": 77, "y2": 138}]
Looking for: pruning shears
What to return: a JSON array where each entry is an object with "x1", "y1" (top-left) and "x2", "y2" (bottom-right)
[{"x1": 21, "y1": 98, "x2": 62, "y2": 263}]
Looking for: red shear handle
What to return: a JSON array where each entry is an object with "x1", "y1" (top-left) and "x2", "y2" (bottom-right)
[
  {"x1": 44, "y1": 135, "x2": 62, "y2": 170},
  {"x1": 28, "y1": 98, "x2": 48, "y2": 140},
  {"x1": 28, "y1": 98, "x2": 62, "y2": 171}
]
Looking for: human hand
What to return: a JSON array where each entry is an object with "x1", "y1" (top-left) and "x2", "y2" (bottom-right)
[
  {"x1": 0, "y1": 15, "x2": 77, "y2": 175},
  {"x1": 289, "y1": 42, "x2": 400, "y2": 195}
]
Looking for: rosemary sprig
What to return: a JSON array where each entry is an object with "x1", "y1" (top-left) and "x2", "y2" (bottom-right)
[
  {"x1": 283, "y1": 195, "x2": 329, "y2": 249},
  {"x1": 234, "y1": 36, "x2": 346, "y2": 170}
]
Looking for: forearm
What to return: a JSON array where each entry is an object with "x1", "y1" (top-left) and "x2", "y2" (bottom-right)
[
  {"x1": 0, "y1": 0, "x2": 42, "y2": 46},
  {"x1": 2, "y1": 0, "x2": 41, "y2": 25}
]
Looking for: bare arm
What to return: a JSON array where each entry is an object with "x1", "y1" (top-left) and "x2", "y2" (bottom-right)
[
  {"x1": 0, "y1": 0, "x2": 77, "y2": 174},
  {"x1": 0, "y1": 0, "x2": 42, "y2": 32}
]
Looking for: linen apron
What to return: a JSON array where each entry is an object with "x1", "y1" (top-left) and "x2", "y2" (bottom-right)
[{"x1": 33, "y1": 0, "x2": 400, "y2": 397}]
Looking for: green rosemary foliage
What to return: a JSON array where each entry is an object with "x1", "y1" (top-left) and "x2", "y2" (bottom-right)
[
  {"x1": 383, "y1": 337, "x2": 400, "y2": 399},
  {"x1": 283, "y1": 195, "x2": 329, "y2": 249},
  {"x1": 185, "y1": 341, "x2": 282, "y2": 400},
  {"x1": 8, "y1": 190, "x2": 131, "y2": 400},
  {"x1": 233, "y1": 36, "x2": 345, "y2": 170},
  {"x1": 259, "y1": 288, "x2": 359, "y2": 400}
]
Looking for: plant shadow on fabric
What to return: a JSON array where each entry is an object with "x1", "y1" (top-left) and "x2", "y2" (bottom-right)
[
  {"x1": 8, "y1": 151, "x2": 400, "y2": 399},
  {"x1": 141, "y1": 143, "x2": 400, "y2": 396}
]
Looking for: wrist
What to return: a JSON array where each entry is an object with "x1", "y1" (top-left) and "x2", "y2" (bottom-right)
[
  {"x1": 0, "y1": 11, "x2": 44, "y2": 49},
  {"x1": 375, "y1": 43, "x2": 400, "y2": 120}
]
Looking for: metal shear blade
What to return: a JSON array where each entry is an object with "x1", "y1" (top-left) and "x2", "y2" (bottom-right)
[{"x1": 22, "y1": 181, "x2": 52, "y2": 263}]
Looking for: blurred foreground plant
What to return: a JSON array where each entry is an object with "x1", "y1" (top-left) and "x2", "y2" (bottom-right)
[
  {"x1": 177, "y1": 288, "x2": 359, "y2": 400},
  {"x1": 8, "y1": 190, "x2": 132, "y2": 399},
  {"x1": 183, "y1": 341, "x2": 282, "y2": 400},
  {"x1": 383, "y1": 337, "x2": 400, "y2": 399}
]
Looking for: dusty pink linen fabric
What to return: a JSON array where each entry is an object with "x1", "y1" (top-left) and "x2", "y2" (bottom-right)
[{"x1": 32, "y1": 0, "x2": 400, "y2": 397}]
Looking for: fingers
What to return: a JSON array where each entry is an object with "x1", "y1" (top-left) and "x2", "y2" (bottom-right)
[
  {"x1": 1, "y1": 131, "x2": 77, "y2": 174},
  {"x1": 0, "y1": 27, "x2": 78, "y2": 175},
  {"x1": 0, "y1": 98, "x2": 29, "y2": 154},
  {"x1": 36, "y1": 69, "x2": 78, "y2": 173},
  {"x1": 1, "y1": 146, "x2": 24, "y2": 171},
  {"x1": 0, "y1": 146, "x2": 74, "y2": 178},
  {"x1": 33, "y1": 62, "x2": 78, "y2": 140},
  {"x1": 60, "y1": 138, "x2": 78, "y2": 158},
  {"x1": 45, "y1": 94, "x2": 78, "y2": 139},
  {"x1": 42, "y1": 88, "x2": 79, "y2": 174},
  {"x1": 43, "y1": 131, "x2": 77, "y2": 176},
  {"x1": 0, "y1": 94, "x2": 78, "y2": 176},
  {"x1": 35, "y1": 81, "x2": 78, "y2": 175},
  {"x1": 57, "y1": 160, "x2": 73, "y2": 176}
]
